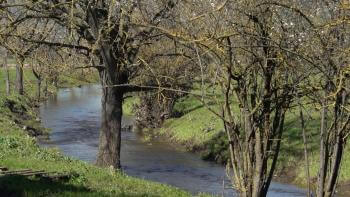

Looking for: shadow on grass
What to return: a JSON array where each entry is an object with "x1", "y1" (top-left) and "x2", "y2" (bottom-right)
[
  {"x1": 199, "y1": 117, "x2": 322, "y2": 165},
  {"x1": 173, "y1": 104, "x2": 204, "y2": 118},
  {"x1": 200, "y1": 131, "x2": 229, "y2": 164},
  {"x1": 0, "y1": 175, "x2": 159, "y2": 197},
  {"x1": 174, "y1": 102, "x2": 217, "y2": 118},
  {"x1": 0, "y1": 175, "x2": 99, "y2": 197}
]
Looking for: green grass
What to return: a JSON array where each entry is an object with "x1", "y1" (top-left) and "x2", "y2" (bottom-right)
[
  {"x1": 156, "y1": 90, "x2": 350, "y2": 187},
  {"x1": 0, "y1": 68, "x2": 206, "y2": 197},
  {"x1": 0, "y1": 68, "x2": 99, "y2": 99},
  {"x1": 156, "y1": 95, "x2": 229, "y2": 163},
  {"x1": 0, "y1": 123, "x2": 202, "y2": 196},
  {"x1": 158, "y1": 95, "x2": 223, "y2": 148},
  {"x1": 58, "y1": 70, "x2": 99, "y2": 88},
  {"x1": 123, "y1": 96, "x2": 140, "y2": 116}
]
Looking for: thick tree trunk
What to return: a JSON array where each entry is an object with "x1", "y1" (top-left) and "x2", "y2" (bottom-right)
[
  {"x1": 96, "y1": 85, "x2": 123, "y2": 169},
  {"x1": 15, "y1": 64, "x2": 24, "y2": 95},
  {"x1": 87, "y1": 6, "x2": 129, "y2": 170}
]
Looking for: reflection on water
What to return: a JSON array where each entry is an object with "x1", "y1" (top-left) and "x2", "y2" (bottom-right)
[{"x1": 39, "y1": 85, "x2": 306, "y2": 196}]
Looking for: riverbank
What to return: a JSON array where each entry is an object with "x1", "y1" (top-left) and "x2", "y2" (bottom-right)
[
  {"x1": 0, "y1": 70, "x2": 203, "y2": 197},
  {"x1": 148, "y1": 93, "x2": 350, "y2": 196}
]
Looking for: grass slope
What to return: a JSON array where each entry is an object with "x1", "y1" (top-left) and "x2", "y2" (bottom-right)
[
  {"x1": 0, "y1": 68, "x2": 99, "y2": 98},
  {"x1": 158, "y1": 95, "x2": 223, "y2": 148},
  {"x1": 157, "y1": 93, "x2": 350, "y2": 189},
  {"x1": 0, "y1": 122, "x2": 198, "y2": 197}
]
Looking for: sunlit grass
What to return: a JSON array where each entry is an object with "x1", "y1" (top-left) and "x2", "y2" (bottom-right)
[
  {"x1": 158, "y1": 89, "x2": 350, "y2": 187},
  {"x1": 0, "y1": 127, "x2": 204, "y2": 197}
]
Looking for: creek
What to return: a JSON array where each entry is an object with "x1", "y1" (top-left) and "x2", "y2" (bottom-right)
[{"x1": 39, "y1": 85, "x2": 306, "y2": 197}]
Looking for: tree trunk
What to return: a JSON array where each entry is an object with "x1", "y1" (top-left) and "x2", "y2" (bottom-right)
[
  {"x1": 325, "y1": 135, "x2": 343, "y2": 197},
  {"x1": 252, "y1": 129, "x2": 264, "y2": 197},
  {"x1": 37, "y1": 79, "x2": 41, "y2": 100},
  {"x1": 32, "y1": 69, "x2": 42, "y2": 101},
  {"x1": 4, "y1": 51, "x2": 11, "y2": 95},
  {"x1": 87, "y1": 6, "x2": 129, "y2": 170},
  {"x1": 44, "y1": 79, "x2": 48, "y2": 97},
  {"x1": 16, "y1": 64, "x2": 24, "y2": 95},
  {"x1": 96, "y1": 84, "x2": 123, "y2": 169},
  {"x1": 300, "y1": 108, "x2": 311, "y2": 197},
  {"x1": 53, "y1": 76, "x2": 58, "y2": 89},
  {"x1": 317, "y1": 101, "x2": 328, "y2": 197}
]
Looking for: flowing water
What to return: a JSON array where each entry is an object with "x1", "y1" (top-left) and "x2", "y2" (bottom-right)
[{"x1": 39, "y1": 85, "x2": 306, "y2": 197}]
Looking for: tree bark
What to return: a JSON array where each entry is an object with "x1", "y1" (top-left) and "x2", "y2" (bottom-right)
[
  {"x1": 15, "y1": 63, "x2": 24, "y2": 95},
  {"x1": 37, "y1": 79, "x2": 41, "y2": 100},
  {"x1": 325, "y1": 135, "x2": 343, "y2": 197},
  {"x1": 300, "y1": 107, "x2": 311, "y2": 197},
  {"x1": 325, "y1": 90, "x2": 347, "y2": 197},
  {"x1": 4, "y1": 51, "x2": 11, "y2": 95},
  {"x1": 44, "y1": 79, "x2": 48, "y2": 97},
  {"x1": 32, "y1": 68, "x2": 42, "y2": 100},
  {"x1": 87, "y1": 7, "x2": 128, "y2": 169},
  {"x1": 96, "y1": 83, "x2": 123, "y2": 169},
  {"x1": 317, "y1": 101, "x2": 328, "y2": 197},
  {"x1": 53, "y1": 75, "x2": 58, "y2": 89}
]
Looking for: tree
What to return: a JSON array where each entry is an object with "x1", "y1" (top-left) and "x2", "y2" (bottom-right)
[
  {"x1": 0, "y1": 9, "x2": 54, "y2": 95},
  {"x1": 174, "y1": 1, "x2": 314, "y2": 196},
  {"x1": 133, "y1": 38, "x2": 197, "y2": 129},
  {"x1": 0, "y1": 47, "x2": 11, "y2": 95},
  {"x1": 30, "y1": 46, "x2": 64, "y2": 100},
  {"x1": 0, "y1": 5, "x2": 10, "y2": 95},
  {"x1": 297, "y1": 1, "x2": 350, "y2": 196},
  {"x1": 1, "y1": 0, "x2": 179, "y2": 169}
]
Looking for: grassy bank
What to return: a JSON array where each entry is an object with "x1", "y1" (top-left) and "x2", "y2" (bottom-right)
[
  {"x1": 0, "y1": 69, "x2": 203, "y2": 197},
  {"x1": 155, "y1": 93, "x2": 350, "y2": 192},
  {"x1": 0, "y1": 68, "x2": 99, "y2": 98}
]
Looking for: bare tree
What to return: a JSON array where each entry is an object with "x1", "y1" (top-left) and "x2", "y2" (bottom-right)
[
  {"x1": 0, "y1": 48, "x2": 11, "y2": 95},
  {"x1": 134, "y1": 38, "x2": 197, "y2": 129},
  {"x1": 1, "y1": 0, "x2": 180, "y2": 169},
  {"x1": 174, "y1": 1, "x2": 314, "y2": 196},
  {"x1": 299, "y1": 1, "x2": 350, "y2": 196}
]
